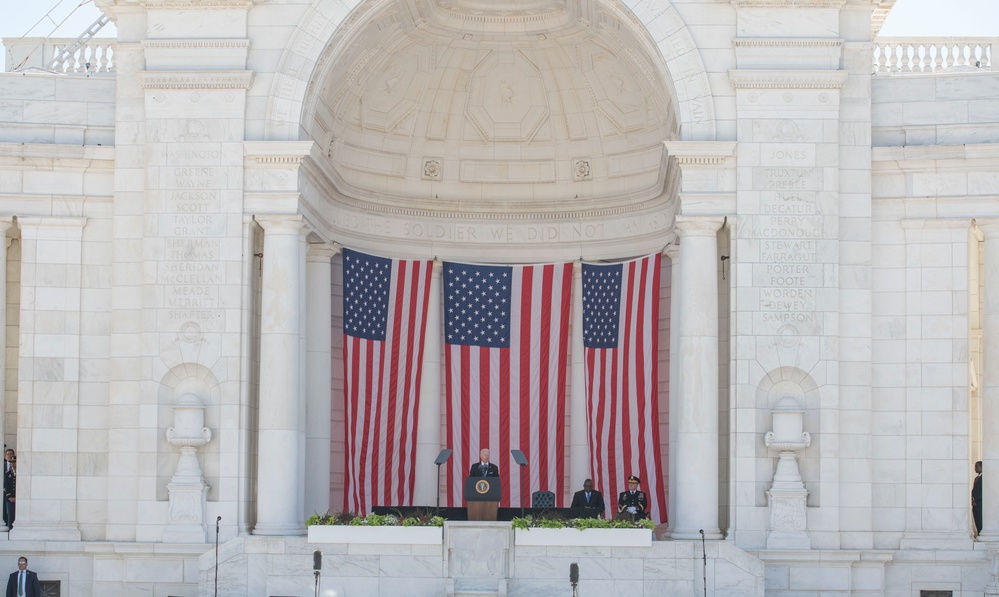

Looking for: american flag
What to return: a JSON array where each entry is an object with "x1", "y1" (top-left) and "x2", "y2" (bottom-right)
[
  {"x1": 443, "y1": 261, "x2": 572, "y2": 508},
  {"x1": 342, "y1": 248, "x2": 433, "y2": 514},
  {"x1": 583, "y1": 253, "x2": 667, "y2": 523}
]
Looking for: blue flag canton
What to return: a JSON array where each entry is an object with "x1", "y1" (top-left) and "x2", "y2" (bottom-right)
[
  {"x1": 444, "y1": 263, "x2": 512, "y2": 348},
  {"x1": 343, "y1": 248, "x2": 392, "y2": 341},
  {"x1": 583, "y1": 263, "x2": 622, "y2": 349}
]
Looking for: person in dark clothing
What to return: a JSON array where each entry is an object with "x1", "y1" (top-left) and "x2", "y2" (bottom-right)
[
  {"x1": 570, "y1": 478, "x2": 605, "y2": 511},
  {"x1": 3, "y1": 452, "x2": 14, "y2": 529},
  {"x1": 973, "y1": 460, "x2": 983, "y2": 537}
]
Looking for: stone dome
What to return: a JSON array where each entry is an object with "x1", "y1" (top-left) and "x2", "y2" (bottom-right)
[{"x1": 306, "y1": 0, "x2": 681, "y2": 217}]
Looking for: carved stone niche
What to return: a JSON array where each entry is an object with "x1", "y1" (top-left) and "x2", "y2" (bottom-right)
[{"x1": 764, "y1": 396, "x2": 811, "y2": 550}]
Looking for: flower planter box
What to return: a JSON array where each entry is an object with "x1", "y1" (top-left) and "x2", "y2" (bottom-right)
[
  {"x1": 514, "y1": 527, "x2": 652, "y2": 547},
  {"x1": 308, "y1": 525, "x2": 443, "y2": 545}
]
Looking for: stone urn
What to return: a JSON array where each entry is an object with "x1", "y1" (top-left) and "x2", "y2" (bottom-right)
[
  {"x1": 163, "y1": 393, "x2": 212, "y2": 542},
  {"x1": 764, "y1": 397, "x2": 811, "y2": 549}
]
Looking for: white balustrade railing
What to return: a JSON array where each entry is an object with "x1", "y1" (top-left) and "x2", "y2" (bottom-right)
[
  {"x1": 3, "y1": 37, "x2": 114, "y2": 74},
  {"x1": 874, "y1": 37, "x2": 996, "y2": 74}
]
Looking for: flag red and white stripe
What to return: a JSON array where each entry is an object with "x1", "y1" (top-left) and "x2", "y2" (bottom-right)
[
  {"x1": 443, "y1": 261, "x2": 573, "y2": 508},
  {"x1": 342, "y1": 248, "x2": 433, "y2": 515},
  {"x1": 583, "y1": 253, "x2": 667, "y2": 523}
]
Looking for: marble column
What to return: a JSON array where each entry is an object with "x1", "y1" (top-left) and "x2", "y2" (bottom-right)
[
  {"x1": 305, "y1": 243, "x2": 337, "y2": 518},
  {"x1": 253, "y1": 215, "x2": 307, "y2": 536},
  {"x1": 569, "y1": 261, "x2": 589, "y2": 498},
  {"x1": 671, "y1": 216, "x2": 724, "y2": 541},
  {"x1": 414, "y1": 261, "x2": 442, "y2": 506},
  {"x1": 979, "y1": 220, "x2": 999, "y2": 542},
  {"x1": 665, "y1": 244, "x2": 681, "y2": 534}
]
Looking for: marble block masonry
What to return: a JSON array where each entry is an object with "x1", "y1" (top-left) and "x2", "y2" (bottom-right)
[{"x1": 0, "y1": 0, "x2": 998, "y2": 595}]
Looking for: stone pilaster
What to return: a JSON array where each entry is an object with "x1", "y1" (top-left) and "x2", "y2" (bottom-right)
[
  {"x1": 978, "y1": 220, "x2": 999, "y2": 543},
  {"x1": 10, "y1": 217, "x2": 87, "y2": 541},
  {"x1": 414, "y1": 261, "x2": 442, "y2": 506},
  {"x1": 0, "y1": 217, "x2": 12, "y2": 533},
  {"x1": 898, "y1": 219, "x2": 974, "y2": 549},
  {"x1": 253, "y1": 215, "x2": 308, "y2": 536},
  {"x1": 568, "y1": 261, "x2": 588, "y2": 500},
  {"x1": 305, "y1": 243, "x2": 338, "y2": 517},
  {"x1": 665, "y1": 244, "x2": 681, "y2": 536}
]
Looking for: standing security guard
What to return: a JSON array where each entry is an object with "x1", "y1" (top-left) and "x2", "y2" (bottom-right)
[{"x1": 617, "y1": 475, "x2": 648, "y2": 520}]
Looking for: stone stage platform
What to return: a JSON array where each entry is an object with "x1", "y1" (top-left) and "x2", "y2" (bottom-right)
[{"x1": 202, "y1": 521, "x2": 765, "y2": 596}]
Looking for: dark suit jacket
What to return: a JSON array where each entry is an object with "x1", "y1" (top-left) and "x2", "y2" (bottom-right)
[
  {"x1": 6, "y1": 570, "x2": 41, "y2": 597},
  {"x1": 973, "y1": 473, "x2": 983, "y2": 505},
  {"x1": 570, "y1": 489, "x2": 605, "y2": 510},
  {"x1": 468, "y1": 462, "x2": 499, "y2": 477}
]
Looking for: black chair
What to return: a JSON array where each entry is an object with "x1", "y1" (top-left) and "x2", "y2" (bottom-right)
[{"x1": 531, "y1": 490, "x2": 556, "y2": 509}]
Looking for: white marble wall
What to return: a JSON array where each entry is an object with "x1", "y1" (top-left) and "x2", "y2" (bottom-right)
[
  {"x1": 203, "y1": 532, "x2": 764, "y2": 597},
  {"x1": 0, "y1": 74, "x2": 115, "y2": 146},
  {"x1": 0, "y1": 0, "x2": 993, "y2": 594},
  {"x1": 873, "y1": 75, "x2": 999, "y2": 147}
]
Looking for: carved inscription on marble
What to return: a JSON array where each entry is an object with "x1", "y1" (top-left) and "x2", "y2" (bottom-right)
[
  {"x1": 749, "y1": 145, "x2": 823, "y2": 334},
  {"x1": 158, "y1": 141, "x2": 227, "y2": 329}
]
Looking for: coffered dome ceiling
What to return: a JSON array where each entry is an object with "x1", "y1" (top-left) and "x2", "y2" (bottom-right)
[{"x1": 307, "y1": 0, "x2": 681, "y2": 216}]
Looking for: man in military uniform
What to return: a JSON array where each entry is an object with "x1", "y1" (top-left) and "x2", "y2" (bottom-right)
[{"x1": 617, "y1": 474, "x2": 648, "y2": 520}]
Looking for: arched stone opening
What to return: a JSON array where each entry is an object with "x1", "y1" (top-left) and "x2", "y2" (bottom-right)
[{"x1": 267, "y1": 0, "x2": 716, "y2": 260}]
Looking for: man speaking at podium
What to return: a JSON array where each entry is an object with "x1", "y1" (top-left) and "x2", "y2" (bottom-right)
[{"x1": 469, "y1": 448, "x2": 499, "y2": 478}]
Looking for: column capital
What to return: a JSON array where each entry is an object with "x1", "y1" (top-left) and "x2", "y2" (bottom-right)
[
  {"x1": 675, "y1": 216, "x2": 725, "y2": 238},
  {"x1": 16, "y1": 217, "x2": 87, "y2": 240},
  {"x1": 664, "y1": 243, "x2": 681, "y2": 262},
  {"x1": 306, "y1": 242, "x2": 339, "y2": 262},
  {"x1": 977, "y1": 219, "x2": 999, "y2": 238},
  {"x1": 255, "y1": 214, "x2": 307, "y2": 235}
]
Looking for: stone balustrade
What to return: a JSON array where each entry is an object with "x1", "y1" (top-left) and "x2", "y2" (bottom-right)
[
  {"x1": 3, "y1": 37, "x2": 114, "y2": 74},
  {"x1": 874, "y1": 37, "x2": 996, "y2": 74},
  {"x1": 6, "y1": 35, "x2": 997, "y2": 79}
]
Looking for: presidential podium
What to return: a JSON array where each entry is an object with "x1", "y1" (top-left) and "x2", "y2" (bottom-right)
[{"x1": 464, "y1": 476, "x2": 501, "y2": 521}]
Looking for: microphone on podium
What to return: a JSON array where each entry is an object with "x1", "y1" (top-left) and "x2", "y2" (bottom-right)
[{"x1": 313, "y1": 550, "x2": 322, "y2": 572}]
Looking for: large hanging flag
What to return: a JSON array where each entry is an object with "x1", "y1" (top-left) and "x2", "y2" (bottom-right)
[
  {"x1": 444, "y1": 261, "x2": 573, "y2": 508},
  {"x1": 342, "y1": 248, "x2": 433, "y2": 514},
  {"x1": 583, "y1": 253, "x2": 667, "y2": 523}
]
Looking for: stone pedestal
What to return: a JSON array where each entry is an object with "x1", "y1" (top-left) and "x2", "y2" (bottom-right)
[
  {"x1": 765, "y1": 398, "x2": 811, "y2": 550},
  {"x1": 163, "y1": 393, "x2": 212, "y2": 543},
  {"x1": 987, "y1": 543, "x2": 999, "y2": 596}
]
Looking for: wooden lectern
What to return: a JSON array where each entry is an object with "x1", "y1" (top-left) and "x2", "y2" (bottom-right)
[{"x1": 464, "y1": 476, "x2": 502, "y2": 521}]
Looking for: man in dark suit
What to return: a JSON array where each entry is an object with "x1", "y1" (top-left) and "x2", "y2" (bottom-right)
[
  {"x1": 469, "y1": 448, "x2": 499, "y2": 477},
  {"x1": 617, "y1": 475, "x2": 648, "y2": 520},
  {"x1": 570, "y1": 478, "x2": 605, "y2": 511},
  {"x1": 6, "y1": 556, "x2": 41, "y2": 597},
  {"x1": 973, "y1": 460, "x2": 983, "y2": 536},
  {"x1": 3, "y1": 455, "x2": 14, "y2": 530},
  {"x1": 2, "y1": 450, "x2": 12, "y2": 529}
]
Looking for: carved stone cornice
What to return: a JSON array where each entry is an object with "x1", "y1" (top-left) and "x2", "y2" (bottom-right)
[
  {"x1": 140, "y1": 1, "x2": 252, "y2": 7},
  {"x1": 244, "y1": 141, "x2": 316, "y2": 166},
  {"x1": 729, "y1": 69, "x2": 849, "y2": 89},
  {"x1": 730, "y1": 0, "x2": 845, "y2": 7},
  {"x1": 142, "y1": 40, "x2": 250, "y2": 50},
  {"x1": 664, "y1": 141, "x2": 737, "y2": 166},
  {"x1": 138, "y1": 70, "x2": 254, "y2": 89},
  {"x1": 734, "y1": 38, "x2": 843, "y2": 49}
]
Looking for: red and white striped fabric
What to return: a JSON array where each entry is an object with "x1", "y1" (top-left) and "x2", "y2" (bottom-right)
[
  {"x1": 582, "y1": 253, "x2": 667, "y2": 523},
  {"x1": 341, "y1": 248, "x2": 433, "y2": 515},
  {"x1": 443, "y1": 261, "x2": 573, "y2": 508}
]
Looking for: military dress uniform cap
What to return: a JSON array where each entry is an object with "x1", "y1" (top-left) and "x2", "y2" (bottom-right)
[{"x1": 627, "y1": 475, "x2": 641, "y2": 484}]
